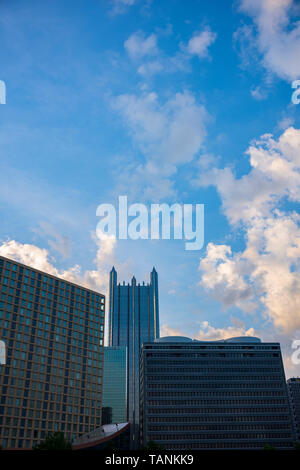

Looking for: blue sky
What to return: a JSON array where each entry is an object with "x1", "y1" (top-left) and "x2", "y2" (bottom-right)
[{"x1": 0, "y1": 0, "x2": 300, "y2": 376}]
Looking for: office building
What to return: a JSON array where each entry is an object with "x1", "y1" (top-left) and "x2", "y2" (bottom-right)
[
  {"x1": 108, "y1": 267, "x2": 159, "y2": 445},
  {"x1": 287, "y1": 377, "x2": 300, "y2": 441},
  {"x1": 102, "y1": 346, "x2": 127, "y2": 424},
  {"x1": 0, "y1": 255, "x2": 105, "y2": 449},
  {"x1": 140, "y1": 336, "x2": 295, "y2": 450}
]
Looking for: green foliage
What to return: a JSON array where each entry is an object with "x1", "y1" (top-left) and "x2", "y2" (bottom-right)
[
  {"x1": 33, "y1": 431, "x2": 72, "y2": 450},
  {"x1": 262, "y1": 444, "x2": 277, "y2": 451},
  {"x1": 141, "y1": 440, "x2": 165, "y2": 451}
]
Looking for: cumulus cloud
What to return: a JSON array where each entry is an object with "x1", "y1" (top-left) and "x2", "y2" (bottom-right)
[
  {"x1": 195, "y1": 320, "x2": 256, "y2": 341},
  {"x1": 124, "y1": 26, "x2": 216, "y2": 77},
  {"x1": 184, "y1": 29, "x2": 217, "y2": 59},
  {"x1": 160, "y1": 319, "x2": 256, "y2": 341},
  {"x1": 112, "y1": 90, "x2": 208, "y2": 199},
  {"x1": 198, "y1": 127, "x2": 300, "y2": 332},
  {"x1": 199, "y1": 243, "x2": 256, "y2": 313},
  {"x1": 124, "y1": 31, "x2": 158, "y2": 60},
  {"x1": 238, "y1": 0, "x2": 300, "y2": 81}
]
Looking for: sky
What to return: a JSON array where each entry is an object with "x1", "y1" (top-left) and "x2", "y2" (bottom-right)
[{"x1": 0, "y1": 0, "x2": 300, "y2": 377}]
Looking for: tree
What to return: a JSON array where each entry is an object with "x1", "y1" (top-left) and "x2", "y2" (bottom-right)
[
  {"x1": 141, "y1": 440, "x2": 165, "y2": 451},
  {"x1": 33, "y1": 432, "x2": 72, "y2": 450},
  {"x1": 262, "y1": 444, "x2": 277, "y2": 451}
]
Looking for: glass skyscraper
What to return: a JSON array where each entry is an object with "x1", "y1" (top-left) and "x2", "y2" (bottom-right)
[
  {"x1": 102, "y1": 346, "x2": 127, "y2": 424},
  {"x1": 0, "y1": 255, "x2": 105, "y2": 449},
  {"x1": 108, "y1": 267, "x2": 159, "y2": 446},
  {"x1": 140, "y1": 336, "x2": 295, "y2": 450}
]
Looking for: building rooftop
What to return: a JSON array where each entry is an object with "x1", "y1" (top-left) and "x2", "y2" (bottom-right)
[
  {"x1": 72, "y1": 422, "x2": 129, "y2": 450},
  {"x1": 155, "y1": 336, "x2": 261, "y2": 343}
]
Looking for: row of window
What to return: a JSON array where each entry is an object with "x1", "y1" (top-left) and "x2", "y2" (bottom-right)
[
  {"x1": 146, "y1": 391, "x2": 286, "y2": 398},
  {"x1": 0, "y1": 392, "x2": 102, "y2": 406},
  {"x1": 147, "y1": 407, "x2": 290, "y2": 414},
  {"x1": 147, "y1": 382, "x2": 284, "y2": 389},
  {"x1": 147, "y1": 415, "x2": 291, "y2": 423},
  {"x1": 0, "y1": 411, "x2": 100, "y2": 422},
  {"x1": 163, "y1": 441, "x2": 292, "y2": 449},
  {"x1": 2, "y1": 398, "x2": 101, "y2": 409},
  {"x1": 147, "y1": 399, "x2": 289, "y2": 406},
  {"x1": 0, "y1": 290, "x2": 104, "y2": 312},
  {"x1": 146, "y1": 365, "x2": 281, "y2": 372},
  {"x1": 1, "y1": 328, "x2": 103, "y2": 348},
  {"x1": 148, "y1": 423, "x2": 291, "y2": 431},
  {"x1": 145, "y1": 355, "x2": 280, "y2": 362},
  {"x1": 148, "y1": 432, "x2": 293, "y2": 440},
  {"x1": 144, "y1": 345, "x2": 279, "y2": 351},
  {"x1": 0, "y1": 299, "x2": 103, "y2": 318},
  {"x1": 0, "y1": 308, "x2": 104, "y2": 327},
  {"x1": 146, "y1": 375, "x2": 283, "y2": 381}
]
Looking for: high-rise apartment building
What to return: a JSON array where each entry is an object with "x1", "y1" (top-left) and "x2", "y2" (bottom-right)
[
  {"x1": 140, "y1": 336, "x2": 295, "y2": 450},
  {"x1": 287, "y1": 377, "x2": 300, "y2": 441},
  {"x1": 0, "y1": 255, "x2": 105, "y2": 449},
  {"x1": 102, "y1": 346, "x2": 127, "y2": 424},
  {"x1": 108, "y1": 267, "x2": 159, "y2": 445}
]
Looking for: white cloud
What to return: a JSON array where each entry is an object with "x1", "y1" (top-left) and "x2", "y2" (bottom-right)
[
  {"x1": 277, "y1": 115, "x2": 295, "y2": 130},
  {"x1": 198, "y1": 127, "x2": 300, "y2": 332},
  {"x1": 199, "y1": 243, "x2": 256, "y2": 313},
  {"x1": 124, "y1": 32, "x2": 158, "y2": 60},
  {"x1": 238, "y1": 0, "x2": 300, "y2": 81},
  {"x1": 137, "y1": 60, "x2": 163, "y2": 76},
  {"x1": 124, "y1": 27, "x2": 216, "y2": 77},
  {"x1": 112, "y1": 90, "x2": 208, "y2": 199},
  {"x1": 32, "y1": 221, "x2": 71, "y2": 259},
  {"x1": 250, "y1": 85, "x2": 267, "y2": 100},
  {"x1": 185, "y1": 29, "x2": 217, "y2": 59},
  {"x1": 110, "y1": 0, "x2": 135, "y2": 15},
  {"x1": 160, "y1": 323, "x2": 188, "y2": 338},
  {"x1": 160, "y1": 319, "x2": 256, "y2": 341},
  {"x1": 195, "y1": 320, "x2": 256, "y2": 341}
]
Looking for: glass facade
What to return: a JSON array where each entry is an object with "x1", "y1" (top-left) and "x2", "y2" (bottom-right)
[
  {"x1": 140, "y1": 336, "x2": 295, "y2": 450},
  {"x1": 287, "y1": 377, "x2": 300, "y2": 441},
  {"x1": 108, "y1": 267, "x2": 159, "y2": 446},
  {"x1": 0, "y1": 255, "x2": 105, "y2": 449},
  {"x1": 102, "y1": 346, "x2": 127, "y2": 424}
]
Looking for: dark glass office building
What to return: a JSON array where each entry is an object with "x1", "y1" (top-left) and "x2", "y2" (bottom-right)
[
  {"x1": 108, "y1": 267, "x2": 159, "y2": 445},
  {"x1": 140, "y1": 336, "x2": 295, "y2": 450},
  {"x1": 287, "y1": 377, "x2": 300, "y2": 441},
  {"x1": 102, "y1": 346, "x2": 127, "y2": 424},
  {"x1": 0, "y1": 255, "x2": 105, "y2": 449}
]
